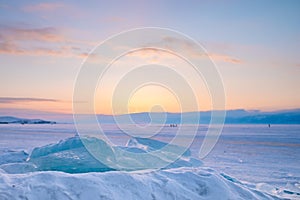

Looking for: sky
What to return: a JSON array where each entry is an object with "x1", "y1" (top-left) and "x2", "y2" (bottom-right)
[{"x1": 0, "y1": 0, "x2": 299, "y2": 115}]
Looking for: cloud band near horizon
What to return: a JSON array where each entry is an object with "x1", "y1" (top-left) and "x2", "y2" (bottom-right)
[{"x1": 0, "y1": 97, "x2": 60, "y2": 104}]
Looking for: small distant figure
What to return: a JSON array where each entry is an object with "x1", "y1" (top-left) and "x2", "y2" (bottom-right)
[
  {"x1": 170, "y1": 124, "x2": 178, "y2": 127},
  {"x1": 268, "y1": 124, "x2": 271, "y2": 128}
]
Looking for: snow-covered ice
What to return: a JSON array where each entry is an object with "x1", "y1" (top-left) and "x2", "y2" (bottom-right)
[
  {"x1": 0, "y1": 124, "x2": 299, "y2": 199},
  {"x1": 0, "y1": 135, "x2": 280, "y2": 200}
]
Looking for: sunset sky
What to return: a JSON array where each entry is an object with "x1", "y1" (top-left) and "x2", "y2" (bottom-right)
[{"x1": 0, "y1": 1, "x2": 299, "y2": 114}]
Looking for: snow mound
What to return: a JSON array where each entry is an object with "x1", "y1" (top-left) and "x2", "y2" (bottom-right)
[{"x1": 0, "y1": 168, "x2": 280, "y2": 200}]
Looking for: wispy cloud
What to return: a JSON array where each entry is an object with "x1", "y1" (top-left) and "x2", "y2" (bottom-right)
[
  {"x1": 144, "y1": 36, "x2": 243, "y2": 64},
  {"x1": 0, "y1": 25, "x2": 92, "y2": 58},
  {"x1": 110, "y1": 36, "x2": 240, "y2": 64},
  {"x1": 0, "y1": 26, "x2": 65, "y2": 42},
  {"x1": 0, "y1": 44, "x2": 86, "y2": 58},
  {"x1": 122, "y1": 37, "x2": 244, "y2": 64},
  {"x1": 0, "y1": 97, "x2": 60, "y2": 104},
  {"x1": 0, "y1": 26, "x2": 242, "y2": 64},
  {"x1": 207, "y1": 53, "x2": 242, "y2": 64},
  {"x1": 23, "y1": 2, "x2": 65, "y2": 12}
]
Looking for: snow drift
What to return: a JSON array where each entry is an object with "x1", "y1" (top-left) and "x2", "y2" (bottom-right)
[{"x1": 0, "y1": 167, "x2": 280, "y2": 200}]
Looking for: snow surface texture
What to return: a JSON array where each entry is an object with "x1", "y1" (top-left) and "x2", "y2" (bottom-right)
[
  {"x1": 0, "y1": 167, "x2": 281, "y2": 200},
  {"x1": 0, "y1": 136, "x2": 285, "y2": 199}
]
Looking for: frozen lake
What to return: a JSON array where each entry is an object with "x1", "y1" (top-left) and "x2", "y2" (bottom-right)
[{"x1": 0, "y1": 123, "x2": 299, "y2": 197}]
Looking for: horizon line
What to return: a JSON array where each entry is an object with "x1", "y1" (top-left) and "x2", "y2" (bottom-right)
[{"x1": 1, "y1": 107, "x2": 300, "y2": 117}]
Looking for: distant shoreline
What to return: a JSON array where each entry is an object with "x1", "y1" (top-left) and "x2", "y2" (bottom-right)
[
  {"x1": 0, "y1": 116, "x2": 56, "y2": 125},
  {"x1": 1, "y1": 107, "x2": 300, "y2": 125}
]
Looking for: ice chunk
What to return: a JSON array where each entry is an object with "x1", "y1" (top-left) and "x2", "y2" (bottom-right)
[
  {"x1": 2, "y1": 136, "x2": 202, "y2": 173},
  {"x1": 30, "y1": 136, "x2": 200, "y2": 172},
  {"x1": 29, "y1": 136, "x2": 116, "y2": 173},
  {"x1": 0, "y1": 150, "x2": 28, "y2": 165},
  {"x1": 122, "y1": 137, "x2": 201, "y2": 170},
  {"x1": 113, "y1": 146, "x2": 170, "y2": 170},
  {"x1": 126, "y1": 137, "x2": 191, "y2": 157}
]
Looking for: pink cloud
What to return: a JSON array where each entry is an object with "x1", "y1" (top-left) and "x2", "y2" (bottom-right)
[
  {"x1": 0, "y1": 43, "x2": 86, "y2": 58},
  {"x1": 1, "y1": 26, "x2": 65, "y2": 42},
  {"x1": 160, "y1": 36, "x2": 243, "y2": 64},
  {"x1": 0, "y1": 27, "x2": 243, "y2": 64},
  {"x1": 207, "y1": 53, "x2": 243, "y2": 64},
  {"x1": 0, "y1": 26, "x2": 94, "y2": 58}
]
